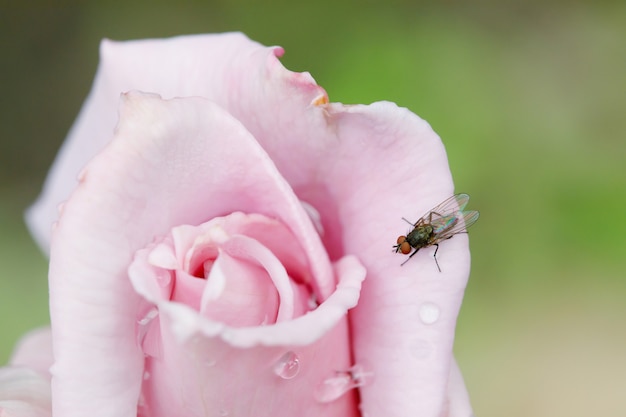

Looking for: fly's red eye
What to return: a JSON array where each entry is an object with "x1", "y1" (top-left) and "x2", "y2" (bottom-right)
[
  {"x1": 400, "y1": 241, "x2": 412, "y2": 254},
  {"x1": 396, "y1": 236, "x2": 407, "y2": 245}
]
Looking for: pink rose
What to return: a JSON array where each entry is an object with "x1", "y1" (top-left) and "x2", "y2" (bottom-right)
[{"x1": 13, "y1": 33, "x2": 474, "y2": 417}]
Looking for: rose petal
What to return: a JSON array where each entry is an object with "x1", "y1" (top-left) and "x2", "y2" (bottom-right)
[
  {"x1": 27, "y1": 33, "x2": 474, "y2": 416},
  {"x1": 309, "y1": 104, "x2": 469, "y2": 417},
  {"x1": 214, "y1": 53, "x2": 472, "y2": 415},
  {"x1": 48, "y1": 92, "x2": 333, "y2": 417},
  {"x1": 157, "y1": 254, "x2": 364, "y2": 348},
  {"x1": 445, "y1": 358, "x2": 474, "y2": 417},
  {"x1": 200, "y1": 251, "x2": 281, "y2": 327},
  {"x1": 25, "y1": 33, "x2": 323, "y2": 253},
  {"x1": 8, "y1": 328, "x2": 53, "y2": 378},
  {"x1": 139, "y1": 255, "x2": 365, "y2": 417},
  {"x1": 0, "y1": 367, "x2": 51, "y2": 417},
  {"x1": 4, "y1": 328, "x2": 54, "y2": 417}
]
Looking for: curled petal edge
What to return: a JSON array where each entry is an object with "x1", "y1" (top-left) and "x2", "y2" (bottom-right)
[{"x1": 133, "y1": 255, "x2": 365, "y2": 349}]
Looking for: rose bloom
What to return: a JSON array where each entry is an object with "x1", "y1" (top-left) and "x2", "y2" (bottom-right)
[{"x1": 1, "y1": 33, "x2": 474, "y2": 417}]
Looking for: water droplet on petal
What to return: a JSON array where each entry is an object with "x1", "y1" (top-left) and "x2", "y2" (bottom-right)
[
  {"x1": 314, "y1": 375, "x2": 352, "y2": 403},
  {"x1": 418, "y1": 302, "x2": 440, "y2": 325},
  {"x1": 137, "y1": 307, "x2": 159, "y2": 356},
  {"x1": 219, "y1": 409, "x2": 229, "y2": 416},
  {"x1": 57, "y1": 202, "x2": 66, "y2": 214},
  {"x1": 137, "y1": 393, "x2": 148, "y2": 414},
  {"x1": 314, "y1": 364, "x2": 373, "y2": 403},
  {"x1": 156, "y1": 270, "x2": 172, "y2": 288},
  {"x1": 138, "y1": 308, "x2": 159, "y2": 326},
  {"x1": 273, "y1": 351, "x2": 300, "y2": 379},
  {"x1": 143, "y1": 371, "x2": 151, "y2": 380}
]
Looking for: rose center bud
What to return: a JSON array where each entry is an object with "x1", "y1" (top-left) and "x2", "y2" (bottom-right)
[{"x1": 130, "y1": 212, "x2": 314, "y2": 330}]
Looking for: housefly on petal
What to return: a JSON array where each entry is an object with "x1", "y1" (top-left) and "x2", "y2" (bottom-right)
[{"x1": 393, "y1": 193, "x2": 479, "y2": 272}]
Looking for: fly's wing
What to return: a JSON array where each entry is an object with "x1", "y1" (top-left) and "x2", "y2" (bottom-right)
[
  {"x1": 431, "y1": 210, "x2": 480, "y2": 241},
  {"x1": 419, "y1": 194, "x2": 470, "y2": 223}
]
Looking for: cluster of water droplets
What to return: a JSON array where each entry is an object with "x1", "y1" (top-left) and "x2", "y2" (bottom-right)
[{"x1": 271, "y1": 351, "x2": 373, "y2": 403}]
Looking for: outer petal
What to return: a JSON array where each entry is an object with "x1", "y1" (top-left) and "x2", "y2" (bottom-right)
[
  {"x1": 0, "y1": 329, "x2": 53, "y2": 417},
  {"x1": 217, "y1": 57, "x2": 472, "y2": 415},
  {"x1": 444, "y1": 358, "x2": 474, "y2": 417},
  {"x1": 9, "y1": 328, "x2": 53, "y2": 378},
  {"x1": 48, "y1": 92, "x2": 331, "y2": 417},
  {"x1": 0, "y1": 367, "x2": 51, "y2": 417},
  {"x1": 26, "y1": 33, "x2": 282, "y2": 252}
]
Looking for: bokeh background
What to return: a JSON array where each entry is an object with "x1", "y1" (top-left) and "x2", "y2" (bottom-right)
[{"x1": 1, "y1": 1, "x2": 625, "y2": 416}]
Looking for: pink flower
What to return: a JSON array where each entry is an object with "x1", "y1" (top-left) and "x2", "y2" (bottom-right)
[{"x1": 18, "y1": 33, "x2": 473, "y2": 417}]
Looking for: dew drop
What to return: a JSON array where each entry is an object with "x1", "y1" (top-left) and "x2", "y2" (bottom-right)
[
  {"x1": 137, "y1": 393, "x2": 148, "y2": 413},
  {"x1": 219, "y1": 409, "x2": 229, "y2": 416},
  {"x1": 273, "y1": 351, "x2": 300, "y2": 379},
  {"x1": 77, "y1": 168, "x2": 87, "y2": 182},
  {"x1": 57, "y1": 202, "x2": 66, "y2": 215},
  {"x1": 143, "y1": 371, "x2": 151, "y2": 380},
  {"x1": 156, "y1": 270, "x2": 172, "y2": 288},
  {"x1": 138, "y1": 308, "x2": 159, "y2": 327},
  {"x1": 136, "y1": 307, "x2": 159, "y2": 356},
  {"x1": 314, "y1": 364, "x2": 373, "y2": 403},
  {"x1": 418, "y1": 302, "x2": 440, "y2": 325}
]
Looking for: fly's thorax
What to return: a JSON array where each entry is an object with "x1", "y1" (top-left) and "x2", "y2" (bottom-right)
[{"x1": 406, "y1": 224, "x2": 433, "y2": 247}]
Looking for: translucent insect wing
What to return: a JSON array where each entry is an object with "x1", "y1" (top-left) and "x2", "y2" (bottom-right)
[
  {"x1": 426, "y1": 194, "x2": 469, "y2": 218},
  {"x1": 431, "y1": 214, "x2": 458, "y2": 234},
  {"x1": 434, "y1": 210, "x2": 480, "y2": 240}
]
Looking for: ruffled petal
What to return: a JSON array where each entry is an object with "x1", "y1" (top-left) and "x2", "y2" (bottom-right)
[
  {"x1": 26, "y1": 33, "x2": 323, "y2": 255},
  {"x1": 48, "y1": 92, "x2": 332, "y2": 417},
  {"x1": 0, "y1": 367, "x2": 51, "y2": 417},
  {"x1": 140, "y1": 255, "x2": 365, "y2": 417},
  {"x1": 9, "y1": 328, "x2": 53, "y2": 378}
]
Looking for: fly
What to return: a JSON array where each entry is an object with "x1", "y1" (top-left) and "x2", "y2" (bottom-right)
[{"x1": 393, "y1": 193, "x2": 479, "y2": 271}]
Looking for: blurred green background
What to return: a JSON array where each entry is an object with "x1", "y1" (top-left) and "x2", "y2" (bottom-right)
[{"x1": 1, "y1": 1, "x2": 625, "y2": 416}]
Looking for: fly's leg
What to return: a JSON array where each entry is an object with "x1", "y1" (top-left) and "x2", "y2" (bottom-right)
[
  {"x1": 432, "y1": 243, "x2": 441, "y2": 272},
  {"x1": 428, "y1": 211, "x2": 443, "y2": 223}
]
